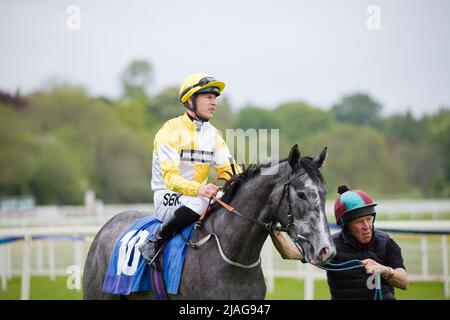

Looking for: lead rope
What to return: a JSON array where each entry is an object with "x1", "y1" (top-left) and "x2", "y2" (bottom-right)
[{"x1": 314, "y1": 259, "x2": 383, "y2": 300}]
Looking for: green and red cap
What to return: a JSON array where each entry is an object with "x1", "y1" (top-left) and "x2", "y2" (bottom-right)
[{"x1": 334, "y1": 185, "x2": 377, "y2": 226}]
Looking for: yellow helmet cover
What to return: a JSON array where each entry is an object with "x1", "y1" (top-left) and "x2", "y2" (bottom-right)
[{"x1": 179, "y1": 73, "x2": 225, "y2": 104}]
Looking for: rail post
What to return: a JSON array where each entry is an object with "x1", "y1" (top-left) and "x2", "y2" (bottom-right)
[
  {"x1": 48, "y1": 240, "x2": 56, "y2": 281},
  {"x1": 304, "y1": 263, "x2": 314, "y2": 300},
  {"x1": 1, "y1": 245, "x2": 6, "y2": 291},
  {"x1": 21, "y1": 235, "x2": 32, "y2": 300},
  {"x1": 420, "y1": 236, "x2": 429, "y2": 279},
  {"x1": 441, "y1": 235, "x2": 449, "y2": 298}
]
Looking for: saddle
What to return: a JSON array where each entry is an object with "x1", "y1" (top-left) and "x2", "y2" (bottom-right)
[{"x1": 102, "y1": 216, "x2": 195, "y2": 298}]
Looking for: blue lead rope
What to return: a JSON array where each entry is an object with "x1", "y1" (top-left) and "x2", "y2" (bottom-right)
[
  {"x1": 315, "y1": 259, "x2": 364, "y2": 271},
  {"x1": 374, "y1": 276, "x2": 383, "y2": 300},
  {"x1": 314, "y1": 259, "x2": 383, "y2": 300}
]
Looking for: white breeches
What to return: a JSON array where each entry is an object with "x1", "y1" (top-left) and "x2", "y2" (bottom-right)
[{"x1": 153, "y1": 189, "x2": 212, "y2": 222}]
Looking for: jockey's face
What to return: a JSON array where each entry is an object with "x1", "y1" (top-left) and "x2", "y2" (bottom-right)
[
  {"x1": 188, "y1": 93, "x2": 217, "y2": 120},
  {"x1": 347, "y1": 215, "x2": 374, "y2": 244}
]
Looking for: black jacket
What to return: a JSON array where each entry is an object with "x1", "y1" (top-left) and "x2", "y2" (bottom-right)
[{"x1": 326, "y1": 229, "x2": 403, "y2": 300}]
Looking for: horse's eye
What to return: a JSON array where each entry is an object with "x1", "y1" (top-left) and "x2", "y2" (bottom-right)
[{"x1": 297, "y1": 192, "x2": 307, "y2": 201}]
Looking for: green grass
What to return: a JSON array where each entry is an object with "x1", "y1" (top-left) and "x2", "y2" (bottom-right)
[
  {"x1": 0, "y1": 276, "x2": 82, "y2": 300},
  {"x1": 265, "y1": 278, "x2": 449, "y2": 300},
  {"x1": 0, "y1": 276, "x2": 447, "y2": 300}
]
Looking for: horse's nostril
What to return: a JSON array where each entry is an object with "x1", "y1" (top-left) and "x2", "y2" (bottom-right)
[{"x1": 319, "y1": 247, "x2": 330, "y2": 261}]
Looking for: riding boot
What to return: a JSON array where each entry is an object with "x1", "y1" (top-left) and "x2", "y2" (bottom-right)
[{"x1": 139, "y1": 206, "x2": 200, "y2": 271}]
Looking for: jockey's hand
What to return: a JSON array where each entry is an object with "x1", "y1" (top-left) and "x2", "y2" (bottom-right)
[
  {"x1": 362, "y1": 258, "x2": 389, "y2": 276},
  {"x1": 198, "y1": 184, "x2": 219, "y2": 198}
]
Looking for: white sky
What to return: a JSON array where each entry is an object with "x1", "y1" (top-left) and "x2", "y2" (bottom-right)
[{"x1": 1, "y1": 0, "x2": 449, "y2": 117}]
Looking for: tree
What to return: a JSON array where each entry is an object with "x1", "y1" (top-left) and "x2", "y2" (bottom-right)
[
  {"x1": 0, "y1": 90, "x2": 28, "y2": 110},
  {"x1": 270, "y1": 102, "x2": 335, "y2": 157},
  {"x1": 235, "y1": 106, "x2": 278, "y2": 130},
  {"x1": 29, "y1": 139, "x2": 86, "y2": 204},
  {"x1": 426, "y1": 108, "x2": 450, "y2": 179},
  {"x1": 121, "y1": 60, "x2": 153, "y2": 100},
  {"x1": 274, "y1": 102, "x2": 334, "y2": 142},
  {"x1": 26, "y1": 84, "x2": 153, "y2": 204},
  {"x1": 331, "y1": 93, "x2": 382, "y2": 126},
  {"x1": 0, "y1": 104, "x2": 35, "y2": 195},
  {"x1": 377, "y1": 110, "x2": 426, "y2": 144},
  {"x1": 424, "y1": 108, "x2": 450, "y2": 196},
  {"x1": 149, "y1": 86, "x2": 182, "y2": 122},
  {"x1": 93, "y1": 126, "x2": 152, "y2": 203},
  {"x1": 314, "y1": 124, "x2": 410, "y2": 197},
  {"x1": 387, "y1": 140, "x2": 444, "y2": 197}
]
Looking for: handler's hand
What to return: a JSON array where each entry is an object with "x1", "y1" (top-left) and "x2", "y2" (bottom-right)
[
  {"x1": 198, "y1": 184, "x2": 219, "y2": 198},
  {"x1": 362, "y1": 258, "x2": 389, "y2": 275}
]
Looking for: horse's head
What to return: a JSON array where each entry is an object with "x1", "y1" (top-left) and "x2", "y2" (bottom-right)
[{"x1": 269, "y1": 144, "x2": 336, "y2": 265}]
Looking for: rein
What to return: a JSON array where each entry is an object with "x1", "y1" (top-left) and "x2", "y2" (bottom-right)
[
  {"x1": 196, "y1": 170, "x2": 280, "y2": 231},
  {"x1": 213, "y1": 198, "x2": 284, "y2": 232}
]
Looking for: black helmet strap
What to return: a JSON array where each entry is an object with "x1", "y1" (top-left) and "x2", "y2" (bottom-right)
[{"x1": 184, "y1": 93, "x2": 209, "y2": 122}]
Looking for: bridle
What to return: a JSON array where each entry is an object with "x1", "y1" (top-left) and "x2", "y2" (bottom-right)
[
  {"x1": 191, "y1": 168, "x2": 313, "y2": 268},
  {"x1": 274, "y1": 170, "x2": 309, "y2": 240},
  {"x1": 272, "y1": 170, "x2": 310, "y2": 262},
  {"x1": 203, "y1": 169, "x2": 310, "y2": 238}
]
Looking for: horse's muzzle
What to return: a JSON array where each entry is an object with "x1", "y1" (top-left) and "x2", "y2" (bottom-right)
[{"x1": 315, "y1": 244, "x2": 336, "y2": 265}]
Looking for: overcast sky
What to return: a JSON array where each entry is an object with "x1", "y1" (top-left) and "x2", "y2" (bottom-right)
[{"x1": 1, "y1": 0, "x2": 449, "y2": 117}]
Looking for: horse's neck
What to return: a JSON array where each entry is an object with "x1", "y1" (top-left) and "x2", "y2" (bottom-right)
[{"x1": 205, "y1": 174, "x2": 276, "y2": 265}]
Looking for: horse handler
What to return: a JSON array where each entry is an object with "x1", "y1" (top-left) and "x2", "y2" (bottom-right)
[
  {"x1": 138, "y1": 73, "x2": 237, "y2": 271},
  {"x1": 271, "y1": 185, "x2": 409, "y2": 300}
]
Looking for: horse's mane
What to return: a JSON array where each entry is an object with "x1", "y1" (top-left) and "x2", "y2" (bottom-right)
[{"x1": 217, "y1": 156, "x2": 325, "y2": 206}]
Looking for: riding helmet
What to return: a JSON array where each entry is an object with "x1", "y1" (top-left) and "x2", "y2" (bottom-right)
[
  {"x1": 334, "y1": 185, "x2": 377, "y2": 226},
  {"x1": 179, "y1": 73, "x2": 225, "y2": 104}
]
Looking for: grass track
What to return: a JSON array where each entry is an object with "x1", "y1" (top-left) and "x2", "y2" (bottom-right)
[{"x1": 0, "y1": 276, "x2": 447, "y2": 300}]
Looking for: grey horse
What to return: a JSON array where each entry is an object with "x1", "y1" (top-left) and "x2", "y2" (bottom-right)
[{"x1": 83, "y1": 144, "x2": 336, "y2": 299}]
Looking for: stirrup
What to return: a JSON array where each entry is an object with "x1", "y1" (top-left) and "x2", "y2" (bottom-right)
[
  {"x1": 146, "y1": 241, "x2": 168, "y2": 271},
  {"x1": 146, "y1": 246, "x2": 163, "y2": 267}
]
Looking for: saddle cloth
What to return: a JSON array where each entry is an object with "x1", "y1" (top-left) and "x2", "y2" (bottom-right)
[{"x1": 102, "y1": 216, "x2": 195, "y2": 295}]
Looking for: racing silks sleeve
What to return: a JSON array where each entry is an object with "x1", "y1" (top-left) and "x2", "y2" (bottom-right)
[{"x1": 154, "y1": 123, "x2": 201, "y2": 196}]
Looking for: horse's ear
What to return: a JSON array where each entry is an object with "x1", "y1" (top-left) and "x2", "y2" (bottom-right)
[
  {"x1": 288, "y1": 144, "x2": 301, "y2": 170},
  {"x1": 313, "y1": 146, "x2": 328, "y2": 168}
]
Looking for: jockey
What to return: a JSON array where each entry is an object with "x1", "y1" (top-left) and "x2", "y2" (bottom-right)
[{"x1": 139, "y1": 73, "x2": 238, "y2": 271}]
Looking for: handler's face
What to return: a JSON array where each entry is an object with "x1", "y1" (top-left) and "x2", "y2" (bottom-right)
[{"x1": 347, "y1": 215, "x2": 374, "y2": 244}]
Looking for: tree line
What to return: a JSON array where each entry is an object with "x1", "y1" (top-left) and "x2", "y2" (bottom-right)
[{"x1": 0, "y1": 60, "x2": 448, "y2": 204}]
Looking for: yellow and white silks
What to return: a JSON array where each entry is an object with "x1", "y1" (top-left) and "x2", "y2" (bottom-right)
[{"x1": 151, "y1": 113, "x2": 236, "y2": 221}]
